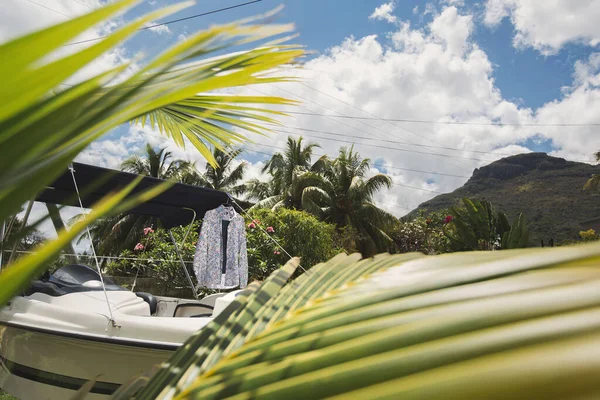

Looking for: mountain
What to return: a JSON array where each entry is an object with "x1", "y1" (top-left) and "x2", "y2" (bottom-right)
[{"x1": 409, "y1": 152, "x2": 600, "y2": 245}]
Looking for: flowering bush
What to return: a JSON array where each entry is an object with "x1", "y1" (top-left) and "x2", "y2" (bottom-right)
[
  {"x1": 389, "y1": 210, "x2": 451, "y2": 255},
  {"x1": 105, "y1": 209, "x2": 342, "y2": 296}
]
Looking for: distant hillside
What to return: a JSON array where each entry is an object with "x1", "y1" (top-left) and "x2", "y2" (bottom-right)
[{"x1": 409, "y1": 153, "x2": 600, "y2": 245}]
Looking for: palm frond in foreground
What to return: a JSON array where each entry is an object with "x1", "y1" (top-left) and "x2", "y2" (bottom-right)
[{"x1": 129, "y1": 242, "x2": 600, "y2": 399}]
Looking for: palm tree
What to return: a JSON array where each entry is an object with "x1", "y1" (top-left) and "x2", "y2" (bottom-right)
[
  {"x1": 584, "y1": 150, "x2": 600, "y2": 190},
  {"x1": 121, "y1": 144, "x2": 195, "y2": 180},
  {"x1": 0, "y1": 1, "x2": 303, "y2": 305},
  {"x1": 86, "y1": 144, "x2": 200, "y2": 255},
  {"x1": 251, "y1": 137, "x2": 325, "y2": 210},
  {"x1": 191, "y1": 148, "x2": 248, "y2": 196},
  {"x1": 303, "y1": 146, "x2": 396, "y2": 256}
]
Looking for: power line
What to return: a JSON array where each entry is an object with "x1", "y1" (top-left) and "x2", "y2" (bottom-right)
[
  {"x1": 241, "y1": 143, "x2": 449, "y2": 195},
  {"x1": 269, "y1": 127, "x2": 487, "y2": 161},
  {"x1": 21, "y1": 0, "x2": 73, "y2": 18},
  {"x1": 264, "y1": 123, "x2": 511, "y2": 157},
  {"x1": 70, "y1": 0, "x2": 94, "y2": 9},
  {"x1": 64, "y1": 0, "x2": 263, "y2": 46},
  {"x1": 242, "y1": 145, "x2": 469, "y2": 179},
  {"x1": 284, "y1": 110, "x2": 600, "y2": 127},
  {"x1": 267, "y1": 85, "x2": 473, "y2": 170}
]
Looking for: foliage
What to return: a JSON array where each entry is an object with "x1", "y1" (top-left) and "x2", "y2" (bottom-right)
[
  {"x1": 501, "y1": 213, "x2": 530, "y2": 249},
  {"x1": 186, "y1": 148, "x2": 248, "y2": 196},
  {"x1": 303, "y1": 146, "x2": 395, "y2": 256},
  {"x1": 580, "y1": 229, "x2": 600, "y2": 242},
  {"x1": 84, "y1": 144, "x2": 199, "y2": 256},
  {"x1": 444, "y1": 198, "x2": 528, "y2": 251},
  {"x1": 247, "y1": 208, "x2": 342, "y2": 270},
  {"x1": 121, "y1": 144, "x2": 197, "y2": 180},
  {"x1": 0, "y1": 213, "x2": 46, "y2": 266},
  {"x1": 106, "y1": 222, "x2": 200, "y2": 295},
  {"x1": 389, "y1": 210, "x2": 451, "y2": 254},
  {"x1": 249, "y1": 137, "x2": 323, "y2": 209},
  {"x1": 0, "y1": 0, "x2": 302, "y2": 306},
  {"x1": 131, "y1": 241, "x2": 600, "y2": 399},
  {"x1": 410, "y1": 153, "x2": 600, "y2": 246},
  {"x1": 105, "y1": 209, "x2": 341, "y2": 296},
  {"x1": 244, "y1": 218, "x2": 288, "y2": 282}
]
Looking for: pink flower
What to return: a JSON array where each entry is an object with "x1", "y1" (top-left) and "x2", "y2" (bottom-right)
[
  {"x1": 274, "y1": 250, "x2": 281, "y2": 255},
  {"x1": 444, "y1": 215, "x2": 454, "y2": 224},
  {"x1": 134, "y1": 243, "x2": 145, "y2": 251},
  {"x1": 248, "y1": 222, "x2": 256, "y2": 229},
  {"x1": 266, "y1": 226, "x2": 275, "y2": 233},
  {"x1": 143, "y1": 227, "x2": 154, "y2": 235},
  {"x1": 253, "y1": 219, "x2": 261, "y2": 225}
]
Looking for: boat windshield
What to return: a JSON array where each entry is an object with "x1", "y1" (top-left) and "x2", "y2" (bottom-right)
[{"x1": 50, "y1": 264, "x2": 119, "y2": 287}]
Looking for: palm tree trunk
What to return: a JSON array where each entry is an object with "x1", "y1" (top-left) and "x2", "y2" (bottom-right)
[{"x1": 45, "y1": 203, "x2": 78, "y2": 262}]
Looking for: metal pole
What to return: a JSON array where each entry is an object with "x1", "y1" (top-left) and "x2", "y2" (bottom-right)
[
  {"x1": 8, "y1": 199, "x2": 34, "y2": 265},
  {"x1": 169, "y1": 230, "x2": 198, "y2": 299}
]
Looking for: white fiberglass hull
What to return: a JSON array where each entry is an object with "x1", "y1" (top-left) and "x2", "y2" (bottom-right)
[
  {"x1": 0, "y1": 322, "x2": 174, "y2": 399},
  {"x1": 0, "y1": 289, "x2": 238, "y2": 399}
]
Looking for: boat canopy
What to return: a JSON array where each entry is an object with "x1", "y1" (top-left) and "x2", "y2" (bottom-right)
[{"x1": 36, "y1": 162, "x2": 229, "y2": 229}]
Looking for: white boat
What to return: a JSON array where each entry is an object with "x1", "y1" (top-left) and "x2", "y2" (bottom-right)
[{"x1": 0, "y1": 163, "x2": 243, "y2": 399}]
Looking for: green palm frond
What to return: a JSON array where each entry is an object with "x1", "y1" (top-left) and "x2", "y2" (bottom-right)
[
  {"x1": 0, "y1": 1, "x2": 303, "y2": 225},
  {"x1": 132, "y1": 243, "x2": 600, "y2": 400},
  {"x1": 0, "y1": 0, "x2": 304, "y2": 306}
]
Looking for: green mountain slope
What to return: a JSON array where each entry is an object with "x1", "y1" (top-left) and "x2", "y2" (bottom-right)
[{"x1": 409, "y1": 153, "x2": 600, "y2": 245}]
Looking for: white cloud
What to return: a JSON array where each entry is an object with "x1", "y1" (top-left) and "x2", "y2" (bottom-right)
[
  {"x1": 144, "y1": 21, "x2": 171, "y2": 35},
  {"x1": 230, "y1": 5, "x2": 600, "y2": 216},
  {"x1": 369, "y1": 2, "x2": 398, "y2": 24},
  {"x1": 484, "y1": 0, "x2": 600, "y2": 55},
  {"x1": 0, "y1": 0, "x2": 134, "y2": 85},
  {"x1": 8, "y1": 1, "x2": 600, "y2": 228}
]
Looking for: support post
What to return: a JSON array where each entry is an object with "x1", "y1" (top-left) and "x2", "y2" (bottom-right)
[
  {"x1": 0, "y1": 219, "x2": 5, "y2": 271},
  {"x1": 8, "y1": 199, "x2": 34, "y2": 265},
  {"x1": 169, "y1": 230, "x2": 198, "y2": 299}
]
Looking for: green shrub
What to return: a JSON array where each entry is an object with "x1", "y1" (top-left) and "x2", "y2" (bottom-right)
[
  {"x1": 104, "y1": 209, "x2": 341, "y2": 295},
  {"x1": 389, "y1": 210, "x2": 451, "y2": 255},
  {"x1": 246, "y1": 208, "x2": 342, "y2": 270}
]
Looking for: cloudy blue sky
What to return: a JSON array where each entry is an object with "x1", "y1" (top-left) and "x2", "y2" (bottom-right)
[{"x1": 3, "y1": 0, "x2": 600, "y2": 241}]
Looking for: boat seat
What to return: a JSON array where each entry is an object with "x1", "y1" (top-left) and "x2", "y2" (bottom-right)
[{"x1": 135, "y1": 292, "x2": 157, "y2": 315}]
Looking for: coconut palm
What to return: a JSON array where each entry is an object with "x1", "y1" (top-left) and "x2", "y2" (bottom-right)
[
  {"x1": 190, "y1": 148, "x2": 248, "y2": 196},
  {"x1": 251, "y1": 137, "x2": 325, "y2": 210},
  {"x1": 85, "y1": 144, "x2": 202, "y2": 255},
  {"x1": 303, "y1": 146, "x2": 395, "y2": 256},
  {"x1": 0, "y1": 0, "x2": 303, "y2": 304},
  {"x1": 121, "y1": 144, "x2": 196, "y2": 180}
]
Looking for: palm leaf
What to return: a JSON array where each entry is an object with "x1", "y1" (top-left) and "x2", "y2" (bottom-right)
[
  {"x1": 135, "y1": 243, "x2": 600, "y2": 400},
  {"x1": 0, "y1": 1, "x2": 303, "y2": 227}
]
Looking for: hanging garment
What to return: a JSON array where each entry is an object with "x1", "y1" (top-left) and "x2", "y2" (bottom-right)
[{"x1": 193, "y1": 205, "x2": 248, "y2": 289}]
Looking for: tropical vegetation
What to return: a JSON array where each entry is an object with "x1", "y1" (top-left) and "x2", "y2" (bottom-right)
[
  {"x1": 247, "y1": 139, "x2": 395, "y2": 256},
  {"x1": 125, "y1": 242, "x2": 600, "y2": 400},
  {"x1": 105, "y1": 208, "x2": 341, "y2": 296},
  {"x1": 0, "y1": 0, "x2": 303, "y2": 306},
  {"x1": 443, "y1": 198, "x2": 529, "y2": 251},
  {"x1": 1, "y1": 3, "x2": 599, "y2": 400}
]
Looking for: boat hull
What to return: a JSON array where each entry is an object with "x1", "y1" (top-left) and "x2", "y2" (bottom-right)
[{"x1": 0, "y1": 323, "x2": 174, "y2": 399}]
